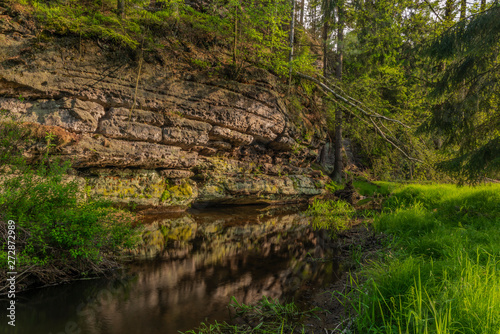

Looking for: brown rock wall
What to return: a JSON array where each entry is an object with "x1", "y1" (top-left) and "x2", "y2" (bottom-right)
[{"x1": 0, "y1": 20, "x2": 329, "y2": 209}]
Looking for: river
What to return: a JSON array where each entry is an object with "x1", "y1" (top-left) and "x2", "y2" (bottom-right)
[{"x1": 1, "y1": 205, "x2": 340, "y2": 334}]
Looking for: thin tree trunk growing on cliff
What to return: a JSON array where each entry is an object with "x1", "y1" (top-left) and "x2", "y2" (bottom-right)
[
  {"x1": 300, "y1": 0, "x2": 305, "y2": 26},
  {"x1": 117, "y1": 0, "x2": 125, "y2": 18},
  {"x1": 288, "y1": 0, "x2": 296, "y2": 91},
  {"x1": 332, "y1": 1, "x2": 344, "y2": 183},
  {"x1": 233, "y1": 6, "x2": 238, "y2": 64}
]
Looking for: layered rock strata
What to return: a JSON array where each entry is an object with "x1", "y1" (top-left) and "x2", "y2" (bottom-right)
[{"x1": 0, "y1": 13, "x2": 328, "y2": 209}]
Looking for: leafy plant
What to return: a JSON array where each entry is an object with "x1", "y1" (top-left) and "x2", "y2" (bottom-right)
[{"x1": 0, "y1": 122, "x2": 137, "y2": 276}]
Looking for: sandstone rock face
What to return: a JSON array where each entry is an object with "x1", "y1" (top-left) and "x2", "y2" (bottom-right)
[{"x1": 0, "y1": 19, "x2": 329, "y2": 209}]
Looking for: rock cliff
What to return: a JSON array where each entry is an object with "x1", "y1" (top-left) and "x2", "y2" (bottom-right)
[{"x1": 0, "y1": 7, "x2": 330, "y2": 210}]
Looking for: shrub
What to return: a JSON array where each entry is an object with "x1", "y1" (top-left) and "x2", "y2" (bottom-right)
[{"x1": 0, "y1": 122, "x2": 137, "y2": 275}]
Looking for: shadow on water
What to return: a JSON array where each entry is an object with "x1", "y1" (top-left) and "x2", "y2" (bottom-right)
[{"x1": 0, "y1": 205, "x2": 341, "y2": 334}]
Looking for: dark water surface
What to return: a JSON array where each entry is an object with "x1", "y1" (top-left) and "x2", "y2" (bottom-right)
[{"x1": 1, "y1": 205, "x2": 340, "y2": 334}]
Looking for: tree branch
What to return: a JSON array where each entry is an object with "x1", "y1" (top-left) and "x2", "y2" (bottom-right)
[
  {"x1": 422, "y1": 0, "x2": 444, "y2": 22},
  {"x1": 313, "y1": 75, "x2": 423, "y2": 163},
  {"x1": 297, "y1": 72, "x2": 411, "y2": 128},
  {"x1": 370, "y1": 118, "x2": 423, "y2": 162}
]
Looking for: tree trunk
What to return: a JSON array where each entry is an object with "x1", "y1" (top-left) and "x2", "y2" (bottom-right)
[
  {"x1": 460, "y1": 0, "x2": 466, "y2": 20},
  {"x1": 288, "y1": 0, "x2": 296, "y2": 90},
  {"x1": 117, "y1": 0, "x2": 125, "y2": 18},
  {"x1": 336, "y1": 4, "x2": 344, "y2": 80},
  {"x1": 311, "y1": 3, "x2": 317, "y2": 36},
  {"x1": 323, "y1": 20, "x2": 329, "y2": 77},
  {"x1": 444, "y1": 0, "x2": 455, "y2": 23},
  {"x1": 300, "y1": 0, "x2": 305, "y2": 26},
  {"x1": 332, "y1": 1, "x2": 344, "y2": 183},
  {"x1": 233, "y1": 6, "x2": 238, "y2": 64}
]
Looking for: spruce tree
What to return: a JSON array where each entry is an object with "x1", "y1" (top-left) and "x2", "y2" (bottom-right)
[{"x1": 423, "y1": 5, "x2": 500, "y2": 182}]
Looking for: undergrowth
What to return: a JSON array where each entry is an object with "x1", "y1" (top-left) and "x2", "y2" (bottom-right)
[{"x1": 0, "y1": 121, "x2": 138, "y2": 286}]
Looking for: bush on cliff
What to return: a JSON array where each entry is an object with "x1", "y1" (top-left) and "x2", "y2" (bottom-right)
[{"x1": 0, "y1": 121, "x2": 138, "y2": 286}]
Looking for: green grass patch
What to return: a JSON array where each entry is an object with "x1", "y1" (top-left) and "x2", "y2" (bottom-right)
[
  {"x1": 353, "y1": 180, "x2": 399, "y2": 197},
  {"x1": 345, "y1": 183, "x2": 500, "y2": 334}
]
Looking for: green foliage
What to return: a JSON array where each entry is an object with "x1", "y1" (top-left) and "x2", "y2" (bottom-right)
[
  {"x1": 325, "y1": 181, "x2": 344, "y2": 192},
  {"x1": 8, "y1": 0, "x2": 312, "y2": 77},
  {"x1": 0, "y1": 122, "x2": 137, "y2": 270},
  {"x1": 421, "y1": 5, "x2": 500, "y2": 183},
  {"x1": 190, "y1": 58, "x2": 210, "y2": 70},
  {"x1": 346, "y1": 183, "x2": 500, "y2": 334},
  {"x1": 352, "y1": 180, "x2": 397, "y2": 197},
  {"x1": 0, "y1": 121, "x2": 30, "y2": 172},
  {"x1": 32, "y1": 1, "x2": 142, "y2": 49}
]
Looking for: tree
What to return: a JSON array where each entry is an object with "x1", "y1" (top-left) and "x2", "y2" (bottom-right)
[
  {"x1": 300, "y1": 0, "x2": 305, "y2": 25},
  {"x1": 289, "y1": 0, "x2": 296, "y2": 89},
  {"x1": 321, "y1": 0, "x2": 335, "y2": 77},
  {"x1": 331, "y1": 0, "x2": 344, "y2": 183},
  {"x1": 117, "y1": 0, "x2": 125, "y2": 18},
  {"x1": 423, "y1": 5, "x2": 500, "y2": 182}
]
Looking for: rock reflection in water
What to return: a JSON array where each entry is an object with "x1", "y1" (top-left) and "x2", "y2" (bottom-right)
[{"x1": 5, "y1": 206, "x2": 340, "y2": 334}]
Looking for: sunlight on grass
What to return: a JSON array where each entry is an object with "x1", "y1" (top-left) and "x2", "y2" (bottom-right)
[{"x1": 346, "y1": 183, "x2": 500, "y2": 334}]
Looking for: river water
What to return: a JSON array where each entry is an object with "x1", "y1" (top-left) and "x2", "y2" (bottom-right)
[{"x1": 1, "y1": 205, "x2": 340, "y2": 334}]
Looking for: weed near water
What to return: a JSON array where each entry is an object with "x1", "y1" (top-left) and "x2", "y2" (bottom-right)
[
  {"x1": 345, "y1": 183, "x2": 500, "y2": 334},
  {"x1": 182, "y1": 296, "x2": 324, "y2": 334},
  {"x1": 306, "y1": 199, "x2": 355, "y2": 232}
]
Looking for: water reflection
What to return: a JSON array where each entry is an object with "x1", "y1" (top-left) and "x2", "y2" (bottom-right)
[{"x1": 0, "y1": 206, "x2": 340, "y2": 334}]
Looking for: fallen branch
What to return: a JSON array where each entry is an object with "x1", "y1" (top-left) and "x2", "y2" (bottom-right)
[
  {"x1": 297, "y1": 73, "x2": 411, "y2": 128},
  {"x1": 316, "y1": 85, "x2": 423, "y2": 163},
  {"x1": 370, "y1": 118, "x2": 422, "y2": 162}
]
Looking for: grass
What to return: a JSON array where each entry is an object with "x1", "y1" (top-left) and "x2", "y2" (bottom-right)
[
  {"x1": 344, "y1": 183, "x2": 500, "y2": 334},
  {"x1": 352, "y1": 180, "x2": 397, "y2": 197},
  {"x1": 181, "y1": 296, "x2": 324, "y2": 334}
]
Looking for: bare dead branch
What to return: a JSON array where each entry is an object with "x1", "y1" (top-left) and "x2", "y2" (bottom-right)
[
  {"x1": 315, "y1": 80, "x2": 423, "y2": 163},
  {"x1": 297, "y1": 73, "x2": 411, "y2": 128},
  {"x1": 370, "y1": 119, "x2": 423, "y2": 162}
]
